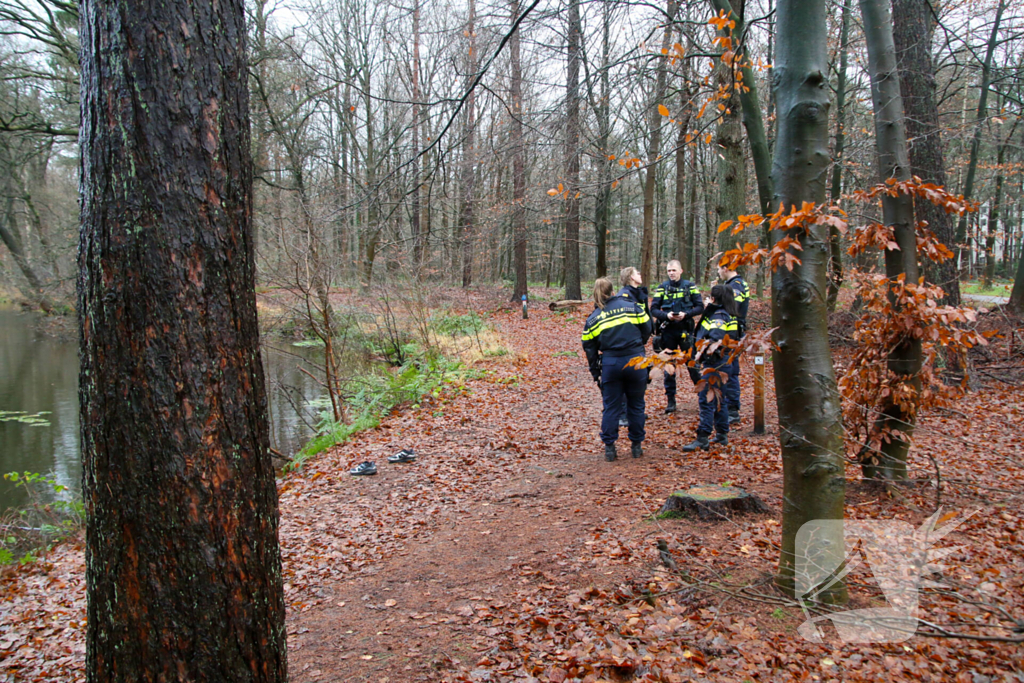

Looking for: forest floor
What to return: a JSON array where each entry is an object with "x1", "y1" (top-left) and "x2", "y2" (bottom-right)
[{"x1": 2, "y1": 287, "x2": 1023, "y2": 683}]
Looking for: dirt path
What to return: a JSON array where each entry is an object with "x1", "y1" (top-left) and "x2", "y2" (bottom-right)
[{"x1": 282, "y1": 305, "x2": 777, "y2": 682}]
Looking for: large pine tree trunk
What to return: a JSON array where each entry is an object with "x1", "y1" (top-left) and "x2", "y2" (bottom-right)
[
  {"x1": 859, "y1": 0, "x2": 921, "y2": 482},
  {"x1": 771, "y1": 0, "x2": 847, "y2": 602},
  {"x1": 893, "y1": 0, "x2": 960, "y2": 304},
  {"x1": 78, "y1": 0, "x2": 287, "y2": 679}
]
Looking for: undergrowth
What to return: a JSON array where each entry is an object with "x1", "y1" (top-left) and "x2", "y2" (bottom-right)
[{"x1": 1, "y1": 472, "x2": 84, "y2": 565}]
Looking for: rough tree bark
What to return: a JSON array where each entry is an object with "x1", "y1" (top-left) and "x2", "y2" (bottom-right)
[
  {"x1": 859, "y1": 0, "x2": 921, "y2": 482},
  {"x1": 893, "y1": 0, "x2": 960, "y2": 304},
  {"x1": 983, "y1": 118, "x2": 1017, "y2": 288},
  {"x1": 510, "y1": 0, "x2": 528, "y2": 301},
  {"x1": 771, "y1": 0, "x2": 847, "y2": 601},
  {"x1": 411, "y1": 0, "x2": 424, "y2": 272},
  {"x1": 563, "y1": 0, "x2": 581, "y2": 300},
  {"x1": 78, "y1": 0, "x2": 287, "y2": 679}
]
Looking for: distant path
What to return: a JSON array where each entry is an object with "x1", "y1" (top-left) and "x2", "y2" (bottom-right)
[{"x1": 962, "y1": 293, "x2": 1010, "y2": 305}]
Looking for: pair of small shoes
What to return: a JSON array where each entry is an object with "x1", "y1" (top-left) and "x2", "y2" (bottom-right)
[
  {"x1": 387, "y1": 448, "x2": 417, "y2": 464},
  {"x1": 350, "y1": 461, "x2": 377, "y2": 476}
]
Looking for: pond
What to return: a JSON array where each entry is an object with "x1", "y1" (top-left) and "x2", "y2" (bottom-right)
[{"x1": 0, "y1": 309, "x2": 324, "y2": 513}]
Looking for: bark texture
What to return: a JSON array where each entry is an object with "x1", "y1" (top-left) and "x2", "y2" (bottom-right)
[
  {"x1": 826, "y1": 0, "x2": 851, "y2": 312},
  {"x1": 78, "y1": 0, "x2": 286, "y2": 679},
  {"x1": 510, "y1": 0, "x2": 528, "y2": 301},
  {"x1": 770, "y1": 0, "x2": 847, "y2": 602},
  {"x1": 892, "y1": 0, "x2": 960, "y2": 304},
  {"x1": 563, "y1": 0, "x2": 581, "y2": 300}
]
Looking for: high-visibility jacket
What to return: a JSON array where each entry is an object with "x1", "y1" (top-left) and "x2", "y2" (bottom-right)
[
  {"x1": 724, "y1": 275, "x2": 749, "y2": 334},
  {"x1": 695, "y1": 306, "x2": 738, "y2": 364},
  {"x1": 581, "y1": 288, "x2": 652, "y2": 381},
  {"x1": 651, "y1": 278, "x2": 704, "y2": 335}
]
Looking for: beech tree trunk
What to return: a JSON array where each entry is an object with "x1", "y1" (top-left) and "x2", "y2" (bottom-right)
[
  {"x1": 983, "y1": 119, "x2": 1017, "y2": 288},
  {"x1": 713, "y1": 0, "x2": 746, "y2": 256},
  {"x1": 893, "y1": 0, "x2": 960, "y2": 304},
  {"x1": 563, "y1": 0, "x2": 581, "y2": 300},
  {"x1": 771, "y1": 0, "x2": 847, "y2": 602},
  {"x1": 510, "y1": 0, "x2": 528, "y2": 301},
  {"x1": 592, "y1": 0, "x2": 612, "y2": 279},
  {"x1": 78, "y1": 0, "x2": 287, "y2": 679},
  {"x1": 859, "y1": 0, "x2": 921, "y2": 482}
]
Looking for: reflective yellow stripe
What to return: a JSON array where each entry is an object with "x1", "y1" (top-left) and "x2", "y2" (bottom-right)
[
  {"x1": 582, "y1": 309, "x2": 649, "y2": 341},
  {"x1": 700, "y1": 318, "x2": 738, "y2": 332}
]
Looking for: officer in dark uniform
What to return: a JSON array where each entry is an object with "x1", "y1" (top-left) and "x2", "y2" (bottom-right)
[
  {"x1": 582, "y1": 276, "x2": 652, "y2": 462},
  {"x1": 650, "y1": 260, "x2": 704, "y2": 414},
  {"x1": 682, "y1": 285, "x2": 739, "y2": 452},
  {"x1": 717, "y1": 263, "x2": 749, "y2": 424}
]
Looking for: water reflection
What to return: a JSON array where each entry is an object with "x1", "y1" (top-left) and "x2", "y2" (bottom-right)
[{"x1": 0, "y1": 309, "x2": 324, "y2": 513}]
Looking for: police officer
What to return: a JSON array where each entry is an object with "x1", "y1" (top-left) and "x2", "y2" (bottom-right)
[
  {"x1": 682, "y1": 285, "x2": 739, "y2": 452},
  {"x1": 582, "y1": 276, "x2": 652, "y2": 461},
  {"x1": 650, "y1": 260, "x2": 704, "y2": 414},
  {"x1": 717, "y1": 264, "x2": 749, "y2": 424}
]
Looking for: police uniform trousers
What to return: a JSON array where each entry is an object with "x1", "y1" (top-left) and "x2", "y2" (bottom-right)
[
  {"x1": 725, "y1": 355, "x2": 741, "y2": 413},
  {"x1": 600, "y1": 353, "x2": 646, "y2": 444},
  {"x1": 697, "y1": 359, "x2": 730, "y2": 436},
  {"x1": 660, "y1": 329, "x2": 691, "y2": 399}
]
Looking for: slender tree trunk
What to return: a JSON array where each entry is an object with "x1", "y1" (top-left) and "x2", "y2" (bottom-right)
[
  {"x1": 78, "y1": 0, "x2": 286, "y2": 678},
  {"x1": 826, "y1": 0, "x2": 851, "y2": 312},
  {"x1": 593, "y1": 0, "x2": 612, "y2": 279},
  {"x1": 563, "y1": 0, "x2": 581, "y2": 299},
  {"x1": 714, "y1": 0, "x2": 746, "y2": 256},
  {"x1": 771, "y1": 0, "x2": 847, "y2": 602},
  {"x1": 954, "y1": 0, "x2": 1006, "y2": 264},
  {"x1": 983, "y1": 119, "x2": 1017, "y2": 287},
  {"x1": 859, "y1": 0, "x2": 921, "y2": 482},
  {"x1": 893, "y1": 0, "x2": 960, "y2": 304},
  {"x1": 640, "y1": 0, "x2": 677, "y2": 284},
  {"x1": 411, "y1": 0, "x2": 424, "y2": 271},
  {"x1": 459, "y1": 0, "x2": 477, "y2": 286},
  {"x1": 510, "y1": 0, "x2": 528, "y2": 301}
]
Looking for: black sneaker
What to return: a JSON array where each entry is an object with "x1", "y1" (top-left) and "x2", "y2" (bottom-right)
[
  {"x1": 604, "y1": 444, "x2": 617, "y2": 462},
  {"x1": 350, "y1": 461, "x2": 377, "y2": 476},
  {"x1": 631, "y1": 442, "x2": 643, "y2": 458},
  {"x1": 387, "y1": 448, "x2": 416, "y2": 463}
]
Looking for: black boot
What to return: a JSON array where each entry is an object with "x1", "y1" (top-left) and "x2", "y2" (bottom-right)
[
  {"x1": 664, "y1": 398, "x2": 677, "y2": 414},
  {"x1": 728, "y1": 409, "x2": 741, "y2": 424},
  {"x1": 631, "y1": 442, "x2": 643, "y2": 458},
  {"x1": 681, "y1": 433, "x2": 711, "y2": 452},
  {"x1": 604, "y1": 443, "x2": 618, "y2": 462},
  {"x1": 711, "y1": 432, "x2": 729, "y2": 446}
]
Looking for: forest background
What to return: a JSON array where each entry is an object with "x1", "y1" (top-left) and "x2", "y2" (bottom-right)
[{"x1": 1, "y1": 0, "x2": 1023, "y2": 311}]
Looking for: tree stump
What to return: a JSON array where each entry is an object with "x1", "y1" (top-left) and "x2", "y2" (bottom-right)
[{"x1": 659, "y1": 484, "x2": 769, "y2": 521}]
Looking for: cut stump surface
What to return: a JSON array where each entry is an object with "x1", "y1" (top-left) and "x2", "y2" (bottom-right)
[{"x1": 659, "y1": 484, "x2": 770, "y2": 521}]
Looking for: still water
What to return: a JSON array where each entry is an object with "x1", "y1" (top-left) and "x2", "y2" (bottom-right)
[{"x1": 0, "y1": 309, "x2": 324, "y2": 512}]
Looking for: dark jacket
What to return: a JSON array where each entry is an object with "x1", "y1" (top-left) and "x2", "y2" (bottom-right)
[
  {"x1": 651, "y1": 278, "x2": 704, "y2": 335},
  {"x1": 581, "y1": 289, "x2": 652, "y2": 381},
  {"x1": 724, "y1": 274, "x2": 749, "y2": 334},
  {"x1": 695, "y1": 304, "x2": 738, "y2": 365}
]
